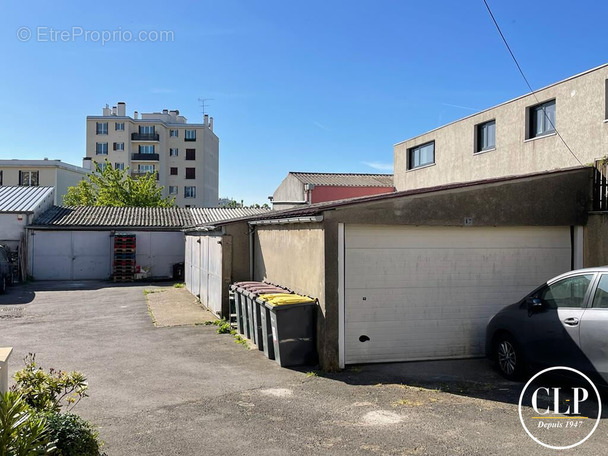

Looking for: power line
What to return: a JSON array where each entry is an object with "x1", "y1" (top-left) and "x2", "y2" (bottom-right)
[{"x1": 482, "y1": 0, "x2": 583, "y2": 167}]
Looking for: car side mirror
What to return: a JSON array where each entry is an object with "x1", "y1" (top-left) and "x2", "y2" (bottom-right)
[{"x1": 527, "y1": 297, "x2": 544, "y2": 311}]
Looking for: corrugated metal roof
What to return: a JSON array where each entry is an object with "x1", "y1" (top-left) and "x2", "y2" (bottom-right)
[
  {"x1": 32, "y1": 206, "x2": 193, "y2": 228},
  {"x1": 290, "y1": 172, "x2": 394, "y2": 187},
  {"x1": 189, "y1": 207, "x2": 271, "y2": 225},
  {"x1": 0, "y1": 186, "x2": 55, "y2": 213},
  {"x1": 30, "y1": 206, "x2": 273, "y2": 229}
]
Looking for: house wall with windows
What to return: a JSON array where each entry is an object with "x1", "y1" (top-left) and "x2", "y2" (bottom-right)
[
  {"x1": 0, "y1": 160, "x2": 87, "y2": 205},
  {"x1": 394, "y1": 64, "x2": 608, "y2": 192},
  {"x1": 85, "y1": 102, "x2": 219, "y2": 207}
]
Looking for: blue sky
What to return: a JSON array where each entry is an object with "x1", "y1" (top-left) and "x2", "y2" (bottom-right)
[{"x1": 0, "y1": 1, "x2": 606, "y2": 204}]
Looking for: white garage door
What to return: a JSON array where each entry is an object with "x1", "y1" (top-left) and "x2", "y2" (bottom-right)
[
  {"x1": 185, "y1": 234, "x2": 223, "y2": 316},
  {"x1": 32, "y1": 231, "x2": 111, "y2": 280},
  {"x1": 343, "y1": 225, "x2": 572, "y2": 364}
]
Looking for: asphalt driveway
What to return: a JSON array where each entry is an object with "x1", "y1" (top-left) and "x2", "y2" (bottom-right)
[{"x1": 1, "y1": 281, "x2": 606, "y2": 455}]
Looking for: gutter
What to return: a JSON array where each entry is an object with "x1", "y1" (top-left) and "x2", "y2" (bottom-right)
[{"x1": 248, "y1": 215, "x2": 323, "y2": 226}]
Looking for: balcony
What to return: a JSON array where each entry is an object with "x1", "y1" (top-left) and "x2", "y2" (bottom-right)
[
  {"x1": 131, "y1": 133, "x2": 159, "y2": 141},
  {"x1": 131, "y1": 171, "x2": 159, "y2": 180},
  {"x1": 131, "y1": 153, "x2": 159, "y2": 161}
]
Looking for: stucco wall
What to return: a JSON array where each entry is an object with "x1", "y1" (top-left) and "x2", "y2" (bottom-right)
[
  {"x1": 254, "y1": 224, "x2": 324, "y2": 301},
  {"x1": 0, "y1": 214, "x2": 26, "y2": 249},
  {"x1": 272, "y1": 174, "x2": 305, "y2": 205},
  {"x1": 584, "y1": 213, "x2": 608, "y2": 267},
  {"x1": 394, "y1": 65, "x2": 608, "y2": 192}
]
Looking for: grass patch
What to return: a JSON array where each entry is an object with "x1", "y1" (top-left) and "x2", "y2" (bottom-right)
[
  {"x1": 393, "y1": 399, "x2": 425, "y2": 407},
  {"x1": 173, "y1": 283, "x2": 185, "y2": 288},
  {"x1": 200, "y1": 318, "x2": 233, "y2": 334},
  {"x1": 305, "y1": 371, "x2": 318, "y2": 378}
]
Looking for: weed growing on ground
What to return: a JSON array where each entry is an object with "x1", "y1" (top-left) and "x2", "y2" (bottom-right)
[
  {"x1": 173, "y1": 283, "x2": 185, "y2": 288},
  {"x1": 305, "y1": 371, "x2": 318, "y2": 378},
  {"x1": 234, "y1": 335, "x2": 249, "y2": 348}
]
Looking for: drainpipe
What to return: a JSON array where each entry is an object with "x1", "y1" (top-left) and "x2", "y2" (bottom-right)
[{"x1": 249, "y1": 225, "x2": 255, "y2": 280}]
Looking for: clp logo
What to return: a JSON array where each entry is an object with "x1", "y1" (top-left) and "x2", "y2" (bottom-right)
[{"x1": 518, "y1": 366, "x2": 602, "y2": 450}]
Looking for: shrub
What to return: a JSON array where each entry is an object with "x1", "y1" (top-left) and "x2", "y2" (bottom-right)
[
  {"x1": 0, "y1": 391, "x2": 56, "y2": 455},
  {"x1": 12, "y1": 354, "x2": 88, "y2": 414},
  {"x1": 46, "y1": 413, "x2": 103, "y2": 456}
]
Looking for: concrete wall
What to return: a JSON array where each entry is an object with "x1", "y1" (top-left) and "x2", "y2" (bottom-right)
[
  {"x1": 394, "y1": 65, "x2": 608, "y2": 192},
  {"x1": 272, "y1": 174, "x2": 305, "y2": 208},
  {"x1": 584, "y1": 213, "x2": 608, "y2": 267},
  {"x1": 55, "y1": 168, "x2": 86, "y2": 205},
  {"x1": 0, "y1": 214, "x2": 27, "y2": 250}
]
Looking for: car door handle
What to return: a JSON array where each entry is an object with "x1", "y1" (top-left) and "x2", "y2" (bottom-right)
[{"x1": 563, "y1": 317, "x2": 580, "y2": 326}]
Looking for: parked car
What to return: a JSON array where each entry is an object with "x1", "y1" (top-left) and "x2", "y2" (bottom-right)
[
  {"x1": 0, "y1": 245, "x2": 11, "y2": 294},
  {"x1": 486, "y1": 267, "x2": 608, "y2": 383}
]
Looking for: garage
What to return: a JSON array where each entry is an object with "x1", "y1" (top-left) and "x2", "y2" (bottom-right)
[
  {"x1": 185, "y1": 232, "x2": 224, "y2": 315},
  {"x1": 342, "y1": 225, "x2": 573, "y2": 364},
  {"x1": 27, "y1": 206, "x2": 191, "y2": 281}
]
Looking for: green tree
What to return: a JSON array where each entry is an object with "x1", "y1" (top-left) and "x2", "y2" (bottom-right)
[{"x1": 63, "y1": 161, "x2": 174, "y2": 207}]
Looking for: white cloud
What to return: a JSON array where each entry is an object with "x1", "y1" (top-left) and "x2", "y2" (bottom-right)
[
  {"x1": 362, "y1": 161, "x2": 393, "y2": 172},
  {"x1": 313, "y1": 121, "x2": 330, "y2": 131}
]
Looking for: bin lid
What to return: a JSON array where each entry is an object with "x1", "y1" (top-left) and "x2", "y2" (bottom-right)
[
  {"x1": 244, "y1": 286, "x2": 286, "y2": 294},
  {"x1": 258, "y1": 293, "x2": 295, "y2": 301},
  {"x1": 234, "y1": 281, "x2": 264, "y2": 287},
  {"x1": 264, "y1": 294, "x2": 316, "y2": 306}
]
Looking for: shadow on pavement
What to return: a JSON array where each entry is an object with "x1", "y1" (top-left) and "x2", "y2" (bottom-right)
[
  {"x1": 0, "y1": 279, "x2": 178, "y2": 305},
  {"x1": 295, "y1": 358, "x2": 608, "y2": 418}
]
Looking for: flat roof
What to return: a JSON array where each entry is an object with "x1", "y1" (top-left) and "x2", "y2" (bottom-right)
[{"x1": 0, "y1": 160, "x2": 88, "y2": 174}]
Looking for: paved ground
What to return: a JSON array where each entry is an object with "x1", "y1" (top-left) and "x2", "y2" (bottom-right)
[
  {"x1": 145, "y1": 285, "x2": 217, "y2": 327},
  {"x1": 1, "y1": 281, "x2": 607, "y2": 455}
]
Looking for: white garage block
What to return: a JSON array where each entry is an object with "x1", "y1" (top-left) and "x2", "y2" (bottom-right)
[{"x1": 344, "y1": 225, "x2": 572, "y2": 364}]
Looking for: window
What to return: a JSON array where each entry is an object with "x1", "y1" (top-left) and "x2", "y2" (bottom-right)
[
  {"x1": 169, "y1": 148, "x2": 178, "y2": 157},
  {"x1": 139, "y1": 125, "x2": 155, "y2": 134},
  {"x1": 185, "y1": 167, "x2": 196, "y2": 179},
  {"x1": 96, "y1": 162, "x2": 108, "y2": 173},
  {"x1": 170, "y1": 129, "x2": 178, "y2": 137},
  {"x1": 115, "y1": 122, "x2": 125, "y2": 131},
  {"x1": 139, "y1": 145, "x2": 155, "y2": 154},
  {"x1": 96, "y1": 122, "x2": 108, "y2": 135},
  {"x1": 407, "y1": 141, "x2": 435, "y2": 170},
  {"x1": 96, "y1": 142, "x2": 108, "y2": 155},
  {"x1": 537, "y1": 274, "x2": 593, "y2": 309},
  {"x1": 19, "y1": 171, "x2": 39, "y2": 186},
  {"x1": 528, "y1": 100, "x2": 556, "y2": 138},
  {"x1": 113, "y1": 142, "x2": 125, "y2": 151},
  {"x1": 138, "y1": 164, "x2": 155, "y2": 173},
  {"x1": 170, "y1": 167, "x2": 178, "y2": 175},
  {"x1": 184, "y1": 186, "x2": 196, "y2": 198},
  {"x1": 592, "y1": 275, "x2": 608, "y2": 308},
  {"x1": 475, "y1": 120, "x2": 496, "y2": 153},
  {"x1": 185, "y1": 130, "x2": 196, "y2": 141},
  {"x1": 115, "y1": 162, "x2": 125, "y2": 171},
  {"x1": 168, "y1": 186, "x2": 178, "y2": 195},
  {"x1": 186, "y1": 149, "x2": 196, "y2": 160}
]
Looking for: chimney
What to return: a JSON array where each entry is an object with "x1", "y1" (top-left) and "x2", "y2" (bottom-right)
[
  {"x1": 209, "y1": 117, "x2": 214, "y2": 131},
  {"x1": 82, "y1": 157, "x2": 92, "y2": 170},
  {"x1": 134, "y1": 111, "x2": 139, "y2": 119},
  {"x1": 102, "y1": 104, "x2": 111, "y2": 116},
  {"x1": 112, "y1": 106, "x2": 117, "y2": 116},
  {"x1": 204, "y1": 114, "x2": 209, "y2": 126},
  {"x1": 163, "y1": 109, "x2": 168, "y2": 115},
  {"x1": 117, "y1": 102, "x2": 126, "y2": 116}
]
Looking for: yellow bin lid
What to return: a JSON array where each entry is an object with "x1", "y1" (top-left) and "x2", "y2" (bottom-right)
[
  {"x1": 257, "y1": 293, "x2": 294, "y2": 301},
  {"x1": 265, "y1": 294, "x2": 316, "y2": 306}
]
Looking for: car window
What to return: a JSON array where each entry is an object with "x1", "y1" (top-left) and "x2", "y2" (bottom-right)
[
  {"x1": 538, "y1": 274, "x2": 594, "y2": 309},
  {"x1": 591, "y1": 274, "x2": 608, "y2": 309}
]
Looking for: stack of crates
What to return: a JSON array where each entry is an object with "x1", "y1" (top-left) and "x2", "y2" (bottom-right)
[{"x1": 113, "y1": 234, "x2": 136, "y2": 282}]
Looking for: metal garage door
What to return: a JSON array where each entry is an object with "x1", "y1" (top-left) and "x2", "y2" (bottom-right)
[
  {"x1": 32, "y1": 231, "x2": 111, "y2": 280},
  {"x1": 343, "y1": 225, "x2": 572, "y2": 364},
  {"x1": 184, "y1": 234, "x2": 223, "y2": 316}
]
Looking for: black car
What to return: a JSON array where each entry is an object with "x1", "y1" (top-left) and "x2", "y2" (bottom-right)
[{"x1": 486, "y1": 267, "x2": 608, "y2": 382}]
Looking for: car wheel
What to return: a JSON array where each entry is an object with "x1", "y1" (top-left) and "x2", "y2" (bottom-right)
[{"x1": 495, "y1": 334, "x2": 524, "y2": 380}]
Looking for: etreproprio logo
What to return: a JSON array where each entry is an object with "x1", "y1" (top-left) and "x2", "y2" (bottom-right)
[{"x1": 518, "y1": 366, "x2": 602, "y2": 450}]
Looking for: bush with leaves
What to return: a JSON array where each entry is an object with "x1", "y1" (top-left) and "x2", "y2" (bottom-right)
[
  {"x1": 46, "y1": 413, "x2": 103, "y2": 456},
  {"x1": 12, "y1": 354, "x2": 88, "y2": 414},
  {"x1": 0, "y1": 391, "x2": 56, "y2": 456}
]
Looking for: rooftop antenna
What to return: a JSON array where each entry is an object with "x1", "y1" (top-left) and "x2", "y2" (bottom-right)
[{"x1": 198, "y1": 98, "x2": 214, "y2": 119}]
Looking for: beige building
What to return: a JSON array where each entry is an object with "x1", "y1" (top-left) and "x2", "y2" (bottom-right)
[
  {"x1": 0, "y1": 159, "x2": 88, "y2": 205},
  {"x1": 85, "y1": 102, "x2": 219, "y2": 207},
  {"x1": 394, "y1": 63, "x2": 608, "y2": 192}
]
